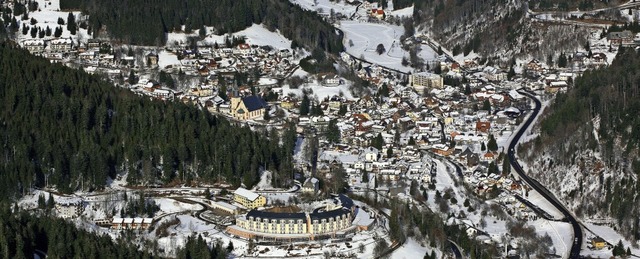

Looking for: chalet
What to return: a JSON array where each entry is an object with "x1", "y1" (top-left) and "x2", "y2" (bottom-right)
[
  {"x1": 476, "y1": 121, "x2": 491, "y2": 133},
  {"x1": 49, "y1": 38, "x2": 73, "y2": 53},
  {"x1": 591, "y1": 237, "x2": 606, "y2": 250},
  {"x1": 280, "y1": 96, "x2": 297, "y2": 110},
  {"x1": 544, "y1": 81, "x2": 567, "y2": 93},
  {"x1": 111, "y1": 218, "x2": 153, "y2": 230},
  {"x1": 432, "y1": 144, "x2": 453, "y2": 156},
  {"x1": 607, "y1": 30, "x2": 633, "y2": 45},
  {"x1": 98, "y1": 54, "x2": 115, "y2": 66},
  {"x1": 526, "y1": 59, "x2": 544, "y2": 73},
  {"x1": 22, "y1": 39, "x2": 45, "y2": 54},
  {"x1": 467, "y1": 153, "x2": 480, "y2": 167},
  {"x1": 146, "y1": 52, "x2": 159, "y2": 67},
  {"x1": 591, "y1": 53, "x2": 607, "y2": 63},
  {"x1": 79, "y1": 51, "x2": 96, "y2": 62},
  {"x1": 230, "y1": 95, "x2": 268, "y2": 121},
  {"x1": 482, "y1": 152, "x2": 496, "y2": 162},
  {"x1": 190, "y1": 85, "x2": 213, "y2": 97},
  {"x1": 236, "y1": 43, "x2": 252, "y2": 56},
  {"x1": 55, "y1": 201, "x2": 82, "y2": 219},
  {"x1": 370, "y1": 9, "x2": 385, "y2": 19},
  {"x1": 302, "y1": 177, "x2": 319, "y2": 194},
  {"x1": 149, "y1": 88, "x2": 175, "y2": 99},
  {"x1": 87, "y1": 39, "x2": 101, "y2": 49},
  {"x1": 322, "y1": 73, "x2": 341, "y2": 86}
]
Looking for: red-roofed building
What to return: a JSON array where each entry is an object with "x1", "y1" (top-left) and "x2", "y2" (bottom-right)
[
  {"x1": 476, "y1": 121, "x2": 491, "y2": 133},
  {"x1": 371, "y1": 9, "x2": 385, "y2": 19}
]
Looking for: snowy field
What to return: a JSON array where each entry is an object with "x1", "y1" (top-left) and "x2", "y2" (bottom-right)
[
  {"x1": 390, "y1": 5, "x2": 414, "y2": 18},
  {"x1": 341, "y1": 20, "x2": 412, "y2": 72},
  {"x1": 289, "y1": 0, "x2": 358, "y2": 17},
  {"x1": 283, "y1": 69, "x2": 356, "y2": 100},
  {"x1": 531, "y1": 219, "x2": 572, "y2": 258},
  {"x1": 167, "y1": 24, "x2": 292, "y2": 50},
  {"x1": 390, "y1": 238, "x2": 437, "y2": 259},
  {"x1": 583, "y1": 223, "x2": 640, "y2": 257},
  {"x1": 14, "y1": 0, "x2": 89, "y2": 42},
  {"x1": 157, "y1": 50, "x2": 181, "y2": 70},
  {"x1": 155, "y1": 198, "x2": 202, "y2": 214}
]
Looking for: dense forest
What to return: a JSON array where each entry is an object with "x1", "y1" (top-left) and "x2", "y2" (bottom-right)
[
  {"x1": 0, "y1": 204, "x2": 227, "y2": 258},
  {"x1": 540, "y1": 48, "x2": 640, "y2": 148},
  {"x1": 59, "y1": 0, "x2": 343, "y2": 53},
  {"x1": 0, "y1": 43, "x2": 297, "y2": 197},
  {"x1": 0, "y1": 206, "x2": 151, "y2": 258}
]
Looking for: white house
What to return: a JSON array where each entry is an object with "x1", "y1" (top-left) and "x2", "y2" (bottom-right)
[{"x1": 302, "y1": 177, "x2": 319, "y2": 194}]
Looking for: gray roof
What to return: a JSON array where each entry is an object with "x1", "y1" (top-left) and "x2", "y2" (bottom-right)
[{"x1": 242, "y1": 95, "x2": 268, "y2": 112}]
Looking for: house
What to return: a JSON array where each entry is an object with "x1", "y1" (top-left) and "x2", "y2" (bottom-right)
[
  {"x1": 591, "y1": 237, "x2": 606, "y2": 250},
  {"x1": 230, "y1": 95, "x2": 268, "y2": 121},
  {"x1": 370, "y1": 9, "x2": 385, "y2": 19},
  {"x1": 22, "y1": 39, "x2": 45, "y2": 54},
  {"x1": 546, "y1": 81, "x2": 568, "y2": 93},
  {"x1": 322, "y1": 73, "x2": 341, "y2": 86},
  {"x1": 476, "y1": 121, "x2": 491, "y2": 133},
  {"x1": 526, "y1": 59, "x2": 544, "y2": 73},
  {"x1": 211, "y1": 201, "x2": 240, "y2": 215},
  {"x1": 432, "y1": 144, "x2": 453, "y2": 156},
  {"x1": 421, "y1": 173, "x2": 431, "y2": 183},
  {"x1": 146, "y1": 52, "x2": 159, "y2": 67},
  {"x1": 233, "y1": 188, "x2": 266, "y2": 209},
  {"x1": 410, "y1": 72, "x2": 443, "y2": 94},
  {"x1": 145, "y1": 87, "x2": 175, "y2": 100},
  {"x1": 190, "y1": 85, "x2": 213, "y2": 97},
  {"x1": 482, "y1": 152, "x2": 496, "y2": 162},
  {"x1": 302, "y1": 177, "x2": 319, "y2": 194},
  {"x1": 111, "y1": 218, "x2": 124, "y2": 230},
  {"x1": 591, "y1": 52, "x2": 607, "y2": 63},
  {"x1": 49, "y1": 38, "x2": 73, "y2": 53},
  {"x1": 55, "y1": 201, "x2": 82, "y2": 219},
  {"x1": 111, "y1": 217, "x2": 153, "y2": 230},
  {"x1": 466, "y1": 153, "x2": 480, "y2": 167},
  {"x1": 362, "y1": 147, "x2": 379, "y2": 162},
  {"x1": 607, "y1": 30, "x2": 633, "y2": 45},
  {"x1": 236, "y1": 43, "x2": 252, "y2": 56},
  {"x1": 87, "y1": 39, "x2": 101, "y2": 49}
]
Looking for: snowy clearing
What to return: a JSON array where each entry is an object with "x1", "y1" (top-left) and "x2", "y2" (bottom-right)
[
  {"x1": 167, "y1": 24, "x2": 292, "y2": 50},
  {"x1": 341, "y1": 21, "x2": 412, "y2": 72}
]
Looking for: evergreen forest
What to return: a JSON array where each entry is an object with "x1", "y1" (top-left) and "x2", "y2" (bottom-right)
[
  {"x1": 0, "y1": 43, "x2": 296, "y2": 198},
  {"x1": 60, "y1": 0, "x2": 343, "y2": 53}
]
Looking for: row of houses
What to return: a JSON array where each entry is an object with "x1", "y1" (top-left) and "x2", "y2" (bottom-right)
[{"x1": 110, "y1": 217, "x2": 154, "y2": 230}]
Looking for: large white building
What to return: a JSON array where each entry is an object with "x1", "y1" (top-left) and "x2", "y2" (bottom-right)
[
  {"x1": 410, "y1": 72, "x2": 443, "y2": 94},
  {"x1": 227, "y1": 194, "x2": 357, "y2": 241}
]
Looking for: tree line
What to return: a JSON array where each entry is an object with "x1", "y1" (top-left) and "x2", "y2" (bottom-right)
[
  {"x1": 59, "y1": 0, "x2": 343, "y2": 53},
  {"x1": 0, "y1": 43, "x2": 296, "y2": 197},
  {"x1": 0, "y1": 205, "x2": 152, "y2": 259},
  {"x1": 0, "y1": 202, "x2": 229, "y2": 258}
]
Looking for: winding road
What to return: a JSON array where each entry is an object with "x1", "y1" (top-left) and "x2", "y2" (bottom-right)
[{"x1": 508, "y1": 90, "x2": 582, "y2": 259}]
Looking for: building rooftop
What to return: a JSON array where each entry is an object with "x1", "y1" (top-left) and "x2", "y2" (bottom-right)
[
  {"x1": 242, "y1": 95, "x2": 268, "y2": 112},
  {"x1": 234, "y1": 187, "x2": 261, "y2": 201},
  {"x1": 247, "y1": 209, "x2": 306, "y2": 220}
]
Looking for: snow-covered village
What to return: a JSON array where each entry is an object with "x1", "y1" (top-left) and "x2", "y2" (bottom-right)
[{"x1": 5, "y1": 0, "x2": 640, "y2": 258}]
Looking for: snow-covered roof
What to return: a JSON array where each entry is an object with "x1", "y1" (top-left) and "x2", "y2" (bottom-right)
[
  {"x1": 213, "y1": 201, "x2": 239, "y2": 211},
  {"x1": 234, "y1": 187, "x2": 260, "y2": 201}
]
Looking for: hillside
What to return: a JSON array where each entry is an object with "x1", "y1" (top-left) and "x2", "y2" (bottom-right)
[
  {"x1": 59, "y1": 0, "x2": 343, "y2": 53},
  {"x1": 404, "y1": 0, "x2": 591, "y2": 64},
  {"x1": 520, "y1": 48, "x2": 640, "y2": 242},
  {"x1": 0, "y1": 43, "x2": 295, "y2": 197}
]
